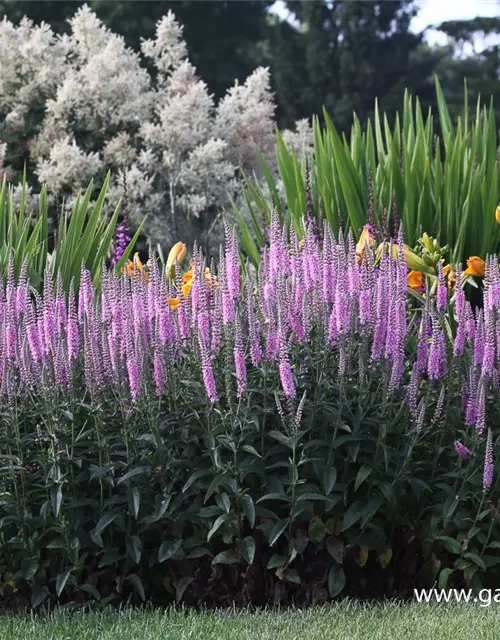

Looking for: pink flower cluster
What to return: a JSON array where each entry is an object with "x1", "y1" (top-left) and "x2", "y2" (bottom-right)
[{"x1": 0, "y1": 218, "x2": 497, "y2": 490}]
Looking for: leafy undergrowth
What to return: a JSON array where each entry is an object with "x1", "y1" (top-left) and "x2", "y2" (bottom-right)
[{"x1": 0, "y1": 530, "x2": 483, "y2": 612}]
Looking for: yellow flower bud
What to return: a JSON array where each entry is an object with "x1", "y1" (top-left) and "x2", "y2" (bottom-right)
[
  {"x1": 376, "y1": 242, "x2": 434, "y2": 274},
  {"x1": 403, "y1": 244, "x2": 435, "y2": 274},
  {"x1": 355, "y1": 225, "x2": 375, "y2": 264},
  {"x1": 496, "y1": 205, "x2": 500, "y2": 224},
  {"x1": 421, "y1": 233, "x2": 434, "y2": 253},
  {"x1": 166, "y1": 241, "x2": 187, "y2": 277}
]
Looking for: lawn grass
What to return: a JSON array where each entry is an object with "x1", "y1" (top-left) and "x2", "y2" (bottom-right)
[{"x1": 0, "y1": 600, "x2": 499, "y2": 640}]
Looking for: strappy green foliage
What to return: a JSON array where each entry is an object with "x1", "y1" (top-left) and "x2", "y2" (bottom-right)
[
  {"x1": 234, "y1": 78, "x2": 500, "y2": 268},
  {"x1": 0, "y1": 172, "x2": 143, "y2": 294}
]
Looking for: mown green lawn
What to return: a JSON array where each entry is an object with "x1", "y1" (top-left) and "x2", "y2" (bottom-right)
[{"x1": 0, "y1": 601, "x2": 499, "y2": 640}]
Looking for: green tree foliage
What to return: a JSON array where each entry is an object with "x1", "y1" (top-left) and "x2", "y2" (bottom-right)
[
  {"x1": 434, "y1": 17, "x2": 500, "y2": 115},
  {"x1": 269, "y1": 0, "x2": 427, "y2": 129}
]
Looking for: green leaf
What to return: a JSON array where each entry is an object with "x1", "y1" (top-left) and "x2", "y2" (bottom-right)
[
  {"x1": 342, "y1": 501, "x2": 367, "y2": 531},
  {"x1": 185, "y1": 547, "x2": 211, "y2": 559},
  {"x1": 378, "y1": 548, "x2": 393, "y2": 569},
  {"x1": 256, "y1": 492, "x2": 291, "y2": 504},
  {"x1": 98, "y1": 550, "x2": 123, "y2": 568},
  {"x1": 175, "y1": 577, "x2": 194, "y2": 603},
  {"x1": 46, "y1": 539, "x2": 66, "y2": 550},
  {"x1": 20, "y1": 557, "x2": 39, "y2": 581},
  {"x1": 125, "y1": 574, "x2": 145, "y2": 601},
  {"x1": 126, "y1": 535, "x2": 143, "y2": 565},
  {"x1": 80, "y1": 584, "x2": 101, "y2": 601},
  {"x1": 268, "y1": 430, "x2": 293, "y2": 449},
  {"x1": 198, "y1": 506, "x2": 224, "y2": 518},
  {"x1": 182, "y1": 469, "x2": 212, "y2": 493},
  {"x1": 354, "y1": 465, "x2": 372, "y2": 491},
  {"x1": 269, "y1": 519, "x2": 289, "y2": 546},
  {"x1": 438, "y1": 536, "x2": 462, "y2": 555},
  {"x1": 95, "y1": 509, "x2": 121, "y2": 535},
  {"x1": 211, "y1": 549, "x2": 241, "y2": 565},
  {"x1": 51, "y1": 484, "x2": 63, "y2": 519},
  {"x1": 464, "y1": 552, "x2": 487, "y2": 570},
  {"x1": 130, "y1": 487, "x2": 140, "y2": 520},
  {"x1": 284, "y1": 568, "x2": 301, "y2": 585},
  {"x1": 267, "y1": 554, "x2": 288, "y2": 569},
  {"x1": 238, "y1": 536, "x2": 256, "y2": 565},
  {"x1": 323, "y1": 467, "x2": 337, "y2": 495},
  {"x1": 31, "y1": 586, "x2": 49, "y2": 608},
  {"x1": 326, "y1": 538, "x2": 344, "y2": 564},
  {"x1": 56, "y1": 569, "x2": 72, "y2": 597},
  {"x1": 242, "y1": 494, "x2": 255, "y2": 528},
  {"x1": 158, "y1": 539, "x2": 182, "y2": 563},
  {"x1": 328, "y1": 566, "x2": 346, "y2": 598},
  {"x1": 308, "y1": 517, "x2": 325, "y2": 544},
  {"x1": 116, "y1": 465, "x2": 150, "y2": 486},
  {"x1": 207, "y1": 514, "x2": 232, "y2": 542},
  {"x1": 438, "y1": 567, "x2": 453, "y2": 590},
  {"x1": 442, "y1": 494, "x2": 459, "y2": 522},
  {"x1": 488, "y1": 541, "x2": 500, "y2": 550}
]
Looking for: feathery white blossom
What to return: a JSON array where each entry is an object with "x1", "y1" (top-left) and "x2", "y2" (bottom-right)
[
  {"x1": 35, "y1": 136, "x2": 103, "y2": 193},
  {"x1": 0, "y1": 5, "x2": 304, "y2": 254},
  {"x1": 215, "y1": 67, "x2": 276, "y2": 170}
]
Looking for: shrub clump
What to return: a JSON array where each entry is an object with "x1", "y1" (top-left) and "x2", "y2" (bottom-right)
[{"x1": 0, "y1": 217, "x2": 499, "y2": 609}]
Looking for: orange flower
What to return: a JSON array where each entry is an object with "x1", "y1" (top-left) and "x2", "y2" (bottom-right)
[
  {"x1": 168, "y1": 275, "x2": 192, "y2": 309},
  {"x1": 168, "y1": 297, "x2": 181, "y2": 310},
  {"x1": 407, "y1": 270, "x2": 425, "y2": 293},
  {"x1": 121, "y1": 253, "x2": 150, "y2": 282},
  {"x1": 168, "y1": 265, "x2": 217, "y2": 310},
  {"x1": 182, "y1": 280, "x2": 193, "y2": 299},
  {"x1": 443, "y1": 264, "x2": 456, "y2": 290},
  {"x1": 356, "y1": 225, "x2": 375, "y2": 264},
  {"x1": 496, "y1": 205, "x2": 500, "y2": 225},
  {"x1": 463, "y1": 256, "x2": 485, "y2": 278}
]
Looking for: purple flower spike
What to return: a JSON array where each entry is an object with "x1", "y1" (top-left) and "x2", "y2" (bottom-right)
[
  {"x1": 483, "y1": 429, "x2": 494, "y2": 491},
  {"x1": 111, "y1": 221, "x2": 131, "y2": 265},
  {"x1": 454, "y1": 440, "x2": 472, "y2": 459}
]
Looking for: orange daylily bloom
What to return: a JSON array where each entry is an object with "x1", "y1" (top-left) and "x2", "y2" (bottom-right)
[
  {"x1": 168, "y1": 265, "x2": 218, "y2": 310},
  {"x1": 182, "y1": 264, "x2": 217, "y2": 288},
  {"x1": 121, "y1": 253, "x2": 150, "y2": 282},
  {"x1": 356, "y1": 225, "x2": 375, "y2": 264},
  {"x1": 167, "y1": 274, "x2": 193, "y2": 310},
  {"x1": 407, "y1": 270, "x2": 425, "y2": 292},
  {"x1": 168, "y1": 297, "x2": 181, "y2": 310},
  {"x1": 496, "y1": 205, "x2": 500, "y2": 225},
  {"x1": 443, "y1": 264, "x2": 456, "y2": 290},
  {"x1": 463, "y1": 256, "x2": 485, "y2": 278},
  {"x1": 182, "y1": 280, "x2": 193, "y2": 299}
]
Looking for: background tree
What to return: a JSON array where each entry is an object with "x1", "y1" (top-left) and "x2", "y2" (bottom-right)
[
  {"x1": 434, "y1": 17, "x2": 500, "y2": 116},
  {"x1": 0, "y1": 0, "x2": 273, "y2": 102},
  {"x1": 268, "y1": 0, "x2": 426, "y2": 129},
  {"x1": 0, "y1": 0, "x2": 499, "y2": 133}
]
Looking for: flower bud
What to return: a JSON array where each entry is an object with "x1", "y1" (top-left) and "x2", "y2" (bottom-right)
[
  {"x1": 421, "y1": 233, "x2": 434, "y2": 252},
  {"x1": 377, "y1": 242, "x2": 434, "y2": 274},
  {"x1": 166, "y1": 241, "x2": 187, "y2": 277}
]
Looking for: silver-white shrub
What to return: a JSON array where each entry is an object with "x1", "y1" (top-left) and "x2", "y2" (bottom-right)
[{"x1": 0, "y1": 5, "x2": 311, "y2": 251}]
